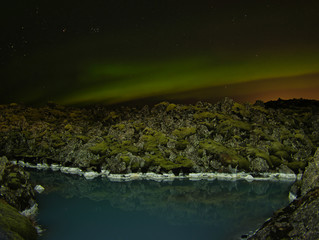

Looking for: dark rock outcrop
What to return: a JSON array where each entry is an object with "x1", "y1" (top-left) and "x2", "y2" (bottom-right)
[
  {"x1": 0, "y1": 156, "x2": 37, "y2": 240},
  {"x1": 0, "y1": 156, "x2": 36, "y2": 211},
  {"x1": 248, "y1": 187, "x2": 319, "y2": 240},
  {"x1": 299, "y1": 148, "x2": 319, "y2": 196},
  {"x1": 248, "y1": 148, "x2": 319, "y2": 239}
]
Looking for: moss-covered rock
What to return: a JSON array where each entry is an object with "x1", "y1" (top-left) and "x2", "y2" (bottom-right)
[
  {"x1": 144, "y1": 154, "x2": 193, "y2": 172},
  {"x1": 140, "y1": 128, "x2": 168, "y2": 153},
  {"x1": 89, "y1": 136, "x2": 139, "y2": 157},
  {"x1": 172, "y1": 127, "x2": 196, "y2": 139},
  {"x1": 166, "y1": 103, "x2": 177, "y2": 112},
  {"x1": 193, "y1": 111, "x2": 216, "y2": 120},
  {"x1": 0, "y1": 200, "x2": 37, "y2": 240},
  {"x1": 269, "y1": 155, "x2": 284, "y2": 168},
  {"x1": 200, "y1": 139, "x2": 250, "y2": 170},
  {"x1": 218, "y1": 119, "x2": 251, "y2": 133},
  {"x1": 287, "y1": 161, "x2": 307, "y2": 173},
  {"x1": 175, "y1": 139, "x2": 188, "y2": 150},
  {"x1": 246, "y1": 147, "x2": 273, "y2": 169}
]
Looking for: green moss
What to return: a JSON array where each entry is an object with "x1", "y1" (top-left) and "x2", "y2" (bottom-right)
[
  {"x1": 89, "y1": 158, "x2": 103, "y2": 166},
  {"x1": 252, "y1": 105, "x2": 268, "y2": 114},
  {"x1": 130, "y1": 159, "x2": 140, "y2": 171},
  {"x1": 232, "y1": 102, "x2": 250, "y2": 117},
  {"x1": 141, "y1": 129, "x2": 168, "y2": 152},
  {"x1": 175, "y1": 140, "x2": 188, "y2": 150},
  {"x1": 166, "y1": 103, "x2": 177, "y2": 112},
  {"x1": 174, "y1": 156, "x2": 194, "y2": 168},
  {"x1": 103, "y1": 111, "x2": 120, "y2": 122},
  {"x1": 89, "y1": 137, "x2": 139, "y2": 156},
  {"x1": 197, "y1": 149, "x2": 204, "y2": 157},
  {"x1": 0, "y1": 200, "x2": 37, "y2": 240},
  {"x1": 218, "y1": 119, "x2": 251, "y2": 132},
  {"x1": 154, "y1": 102, "x2": 169, "y2": 108},
  {"x1": 75, "y1": 135, "x2": 90, "y2": 142},
  {"x1": 232, "y1": 102, "x2": 245, "y2": 111},
  {"x1": 113, "y1": 123, "x2": 125, "y2": 131},
  {"x1": 109, "y1": 141, "x2": 139, "y2": 156},
  {"x1": 172, "y1": 127, "x2": 196, "y2": 139},
  {"x1": 193, "y1": 112, "x2": 215, "y2": 120},
  {"x1": 246, "y1": 147, "x2": 273, "y2": 168},
  {"x1": 233, "y1": 135, "x2": 242, "y2": 140},
  {"x1": 7, "y1": 173, "x2": 18, "y2": 178},
  {"x1": 133, "y1": 122, "x2": 145, "y2": 132},
  {"x1": 199, "y1": 122, "x2": 215, "y2": 130},
  {"x1": 68, "y1": 110, "x2": 82, "y2": 119},
  {"x1": 50, "y1": 133, "x2": 67, "y2": 148},
  {"x1": 270, "y1": 155, "x2": 284, "y2": 167},
  {"x1": 237, "y1": 158, "x2": 250, "y2": 171},
  {"x1": 64, "y1": 123, "x2": 73, "y2": 131},
  {"x1": 252, "y1": 128, "x2": 270, "y2": 140},
  {"x1": 294, "y1": 133, "x2": 305, "y2": 140},
  {"x1": 279, "y1": 127, "x2": 294, "y2": 140},
  {"x1": 144, "y1": 154, "x2": 193, "y2": 171},
  {"x1": 274, "y1": 150, "x2": 289, "y2": 159},
  {"x1": 119, "y1": 155, "x2": 131, "y2": 165},
  {"x1": 287, "y1": 161, "x2": 307, "y2": 172},
  {"x1": 200, "y1": 139, "x2": 249, "y2": 170},
  {"x1": 270, "y1": 141, "x2": 284, "y2": 152},
  {"x1": 89, "y1": 141, "x2": 109, "y2": 154}
]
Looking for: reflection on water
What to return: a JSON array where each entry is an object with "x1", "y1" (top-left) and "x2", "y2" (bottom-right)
[{"x1": 30, "y1": 170, "x2": 292, "y2": 240}]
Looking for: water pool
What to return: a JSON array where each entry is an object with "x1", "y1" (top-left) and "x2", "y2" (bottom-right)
[{"x1": 29, "y1": 170, "x2": 293, "y2": 240}]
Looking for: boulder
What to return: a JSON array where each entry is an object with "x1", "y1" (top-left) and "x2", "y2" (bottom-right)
[
  {"x1": 299, "y1": 148, "x2": 319, "y2": 196},
  {"x1": 250, "y1": 157, "x2": 269, "y2": 172},
  {"x1": 248, "y1": 187, "x2": 319, "y2": 240}
]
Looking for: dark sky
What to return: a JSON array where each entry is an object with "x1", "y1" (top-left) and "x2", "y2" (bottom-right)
[{"x1": 1, "y1": 0, "x2": 319, "y2": 105}]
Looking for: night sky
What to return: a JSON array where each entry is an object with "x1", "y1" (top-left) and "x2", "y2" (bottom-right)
[{"x1": 1, "y1": 0, "x2": 319, "y2": 105}]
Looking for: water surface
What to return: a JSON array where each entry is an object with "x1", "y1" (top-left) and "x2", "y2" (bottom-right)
[{"x1": 30, "y1": 170, "x2": 293, "y2": 240}]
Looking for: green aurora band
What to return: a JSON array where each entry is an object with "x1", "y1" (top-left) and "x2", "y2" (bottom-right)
[
  {"x1": 59, "y1": 48, "x2": 319, "y2": 105},
  {"x1": 2, "y1": 42, "x2": 319, "y2": 105}
]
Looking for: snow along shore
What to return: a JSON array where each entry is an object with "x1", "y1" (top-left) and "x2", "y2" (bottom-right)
[{"x1": 12, "y1": 160, "x2": 301, "y2": 182}]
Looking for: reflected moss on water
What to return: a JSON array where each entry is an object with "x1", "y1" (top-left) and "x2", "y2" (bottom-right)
[{"x1": 30, "y1": 170, "x2": 292, "y2": 240}]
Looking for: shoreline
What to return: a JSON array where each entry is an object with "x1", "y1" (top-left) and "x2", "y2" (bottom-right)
[{"x1": 14, "y1": 160, "x2": 301, "y2": 182}]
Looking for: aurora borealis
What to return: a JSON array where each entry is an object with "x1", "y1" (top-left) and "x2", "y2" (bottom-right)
[{"x1": 1, "y1": 0, "x2": 319, "y2": 105}]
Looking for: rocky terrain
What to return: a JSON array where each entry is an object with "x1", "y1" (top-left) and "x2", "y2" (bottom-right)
[{"x1": 0, "y1": 98, "x2": 318, "y2": 175}]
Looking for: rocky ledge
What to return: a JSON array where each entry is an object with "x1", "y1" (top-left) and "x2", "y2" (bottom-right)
[
  {"x1": 0, "y1": 156, "x2": 38, "y2": 240},
  {"x1": 248, "y1": 147, "x2": 319, "y2": 239}
]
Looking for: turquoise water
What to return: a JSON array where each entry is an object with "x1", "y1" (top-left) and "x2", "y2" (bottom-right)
[{"x1": 30, "y1": 170, "x2": 293, "y2": 240}]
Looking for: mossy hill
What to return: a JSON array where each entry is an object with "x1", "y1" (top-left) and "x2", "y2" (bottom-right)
[{"x1": 0, "y1": 98, "x2": 318, "y2": 175}]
